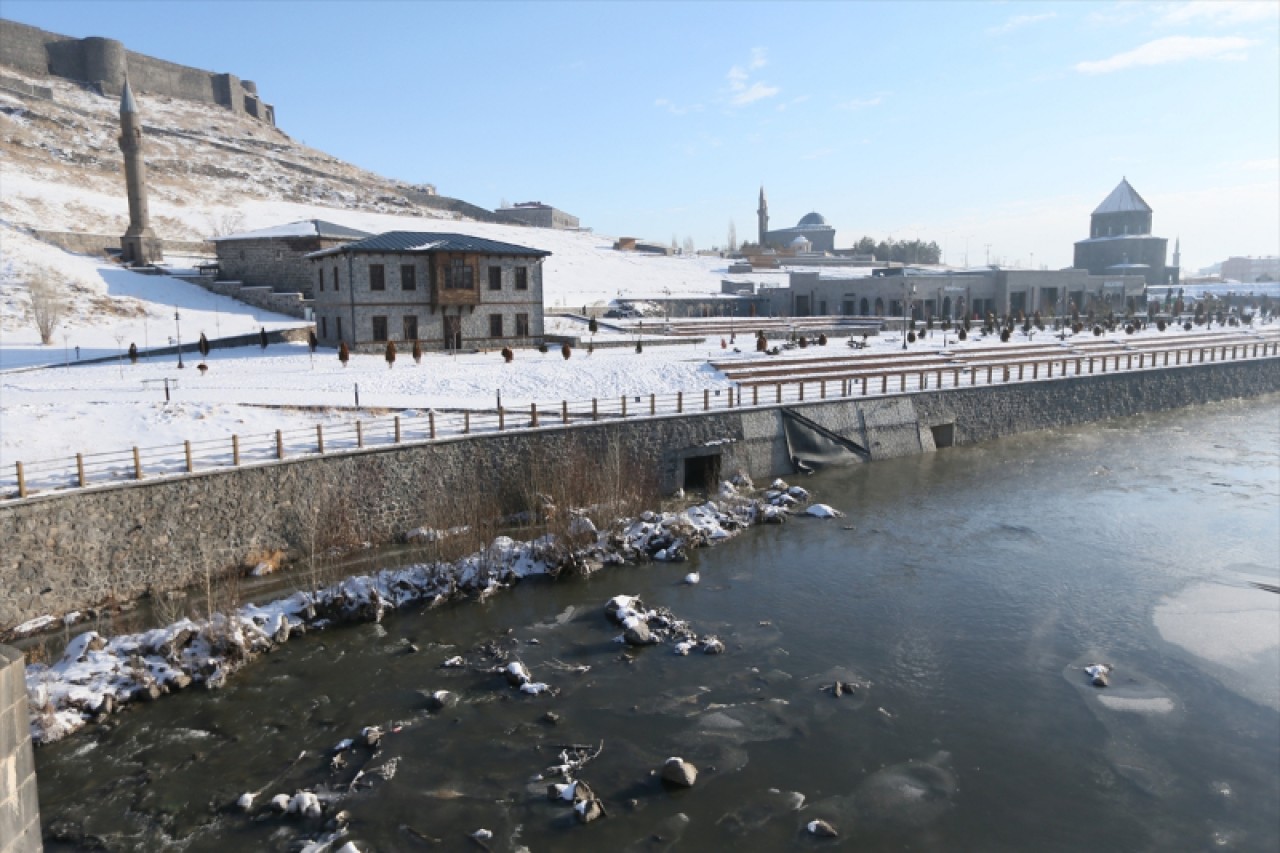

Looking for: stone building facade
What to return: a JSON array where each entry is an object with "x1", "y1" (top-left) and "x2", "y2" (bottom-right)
[
  {"x1": 0, "y1": 18, "x2": 274, "y2": 123},
  {"x1": 212, "y1": 220, "x2": 371, "y2": 298},
  {"x1": 309, "y1": 232, "x2": 550, "y2": 351},
  {"x1": 1073, "y1": 179, "x2": 1173, "y2": 285},
  {"x1": 735, "y1": 266, "x2": 1146, "y2": 321},
  {"x1": 495, "y1": 202, "x2": 579, "y2": 230}
]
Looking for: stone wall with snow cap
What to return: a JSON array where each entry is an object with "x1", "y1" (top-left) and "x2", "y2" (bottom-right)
[
  {"x1": 0, "y1": 645, "x2": 41, "y2": 853},
  {"x1": 0, "y1": 358, "x2": 1276, "y2": 630}
]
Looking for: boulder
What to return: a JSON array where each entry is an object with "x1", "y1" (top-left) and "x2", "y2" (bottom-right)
[{"x1": 661, "y1": 757, "x2": 697, "y2": 787}]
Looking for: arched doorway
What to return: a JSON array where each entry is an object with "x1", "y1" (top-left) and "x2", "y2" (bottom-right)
[
  {"x1": 874, "y1": 297, "x2": 885, "y2": 315},
  {"x1": 860, "y1": 297, "x2": 870, "y2": 315},
  {"x1": 943, "y1": 296, "x2": 952, "y2": 319}
]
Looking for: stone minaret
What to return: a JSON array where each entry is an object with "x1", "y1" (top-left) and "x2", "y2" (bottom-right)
[
  {"x1": 118, "y1": 78, "x2": 162, "y2": 265},
  {"x1": 757, "y1": 186, "x2": 769, "y2": 246}
]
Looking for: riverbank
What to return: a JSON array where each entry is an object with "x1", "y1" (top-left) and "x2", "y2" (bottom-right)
[{"x1": 23, "y1": 478, "x2": 818, "y2": 744}]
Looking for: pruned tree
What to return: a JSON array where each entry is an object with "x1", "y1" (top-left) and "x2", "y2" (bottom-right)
[
  {"x1": 308, "y1": 329, "x2": 318, "y2": 353},
  {"x1": 682, "y1": 235, "x2": 696, "y2": 256},
  {"x1": 259, "y1": 327, "x2": 268, "y2": 350},
  {"x1": 27, "y1": 268, "x2": 66, "y2": 345},
  {"x1": 588, "y1": 316, "x2": 598, "y2": 334},
  {"x1": 385, "y1": 340, "x2": 397, "y2": 368},
  {"x1": 338, "y1": 341, "x2": 350, "y2": 366},
  {"x1": 198, "y1": 332, "x2": 210, "y2": 358},
  {"x1": 561, "y1": 343, "x2": 572, "y2": 360},
  {"x1": 412, "y1": 338, "x2": 422, "y2": 364},
  {"x1": 727, "y1": 220, "x2": 738, "y2": 252},
  {"x1": 502, "y1": 346, "x2": 514, "y2": 363},
  {"x1": 128, "y1": 342, "x2": 138, "y2": 364}
]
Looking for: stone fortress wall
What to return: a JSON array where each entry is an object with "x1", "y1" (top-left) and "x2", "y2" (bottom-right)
[
  {"x1": 0, "y1": 18, "x2": 274, "y2": 124},
  {"x1": 1, "y1": 358, "x2": 1276, "y2": 631}
]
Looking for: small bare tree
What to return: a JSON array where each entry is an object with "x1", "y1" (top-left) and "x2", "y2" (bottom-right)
[{"x1": 27, "y1": 269, "x2": 66, "y2": 345}]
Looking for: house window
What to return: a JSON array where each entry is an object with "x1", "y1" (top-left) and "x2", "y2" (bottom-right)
[
  {"x1": 321, "y1": 316, "x2": 327, "y2": 337},
  {"x1": 401, "y1": 264, "x2": 416, "y2": 291},
  {"x1": 333, "y1": 266, "x2": 340, "y2": 291},
  {"x1": 372, "y1": 316, "x2": 388, "y2": 342},
  {"x1": 489, "y1": 313, "x2": 503, "y2": 338},
  {"x1": 318, "y1": 268, "x2": 324, "y2": 292},
  {"x1": 369, "y1": 264, "x2": 385, "y2": 291},
  {"x1": 336, "y1": 316, "x2": 343, "y2": 340},
  {"x1": 403, "y1": 315, "x2": 418, "y2": 341},
  {"x1": 515, "y1": 267, "x2": 528, "y2": 290},
  {"x1": 489, "y1": 266, "x2": 502, "y2": 290},
  {"x1": 515, "y1": 313, "x2": 529, "y2": 337},
  {"x1": 444, "y1": 259, "x2": 474, "y2": 290}
]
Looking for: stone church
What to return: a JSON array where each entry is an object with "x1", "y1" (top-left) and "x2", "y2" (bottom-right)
[{"x1": 1073, "y1": 178, "x2": 1178, "y2": 285}]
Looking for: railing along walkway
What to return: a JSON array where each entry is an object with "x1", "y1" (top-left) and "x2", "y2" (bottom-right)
[{"x1": 4, "y1": 336, "x2": 1278, "y2": 502}]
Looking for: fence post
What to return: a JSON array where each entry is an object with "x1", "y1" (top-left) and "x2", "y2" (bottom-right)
[
  {"x1": 531, "y1": 403, "x2": 538, "y2": 427},
  {"x1": 971, "y1": 368, "x2": 977, "y2": 386},
  {"x1": 900, "y1": 373, "x2": 906, "y2": 392},
  {"x1": 677, "y1": 391, "x2": 683, "y2": 413},
  {"x1": 953, "y1": 367, "x2": 959, "y2": 386},
  {"x1": 498, "y1": 407, "x2": 505, "y2": 431},
  {"x1": 592, "y1": 399, "x2": 599, "y2": 421},
  {"x1": 920, "y1": 371, "x2": 927, "y2": 390},
  {"x1": 185, "y1": 440, "x2": 194, "y2": 472},
  {"x1": 76, "y1": 452, "x2": 85, "y2": 487},
  {"x1": 16, "y1": 462, "x2": 26, "y2": 498},
  {"x1": 315, "y1": 425, "x2": 324, "y2": 454},
  {"x1": 395, "y1": 416, "x2": 402, "y2": 442},
  {"x1": 650, "y1": 393, "x2": 656, "y2": 415},
  {"x1": 232, "y1": 435, "x2": 240, "y2": 466},
  {"x1": 820, "y1": 380, "x2": 826, "y2": 399},
  {"x1": 753, "y1": 385, "x2": 759, "y2": 406},
  {"x1": 1018, "y1": 363, "x2": 1024, "y2": 381},
  {"x1": 882, "y1": 374, "x2": 888, "y2": 394},
  {"x1": 355, "y1": 421, "x2": 364, "y2": 447},
  {"x1": 775, "y1": 383, "x2": 781, "y2": 404},
  {"x1": 1003, "y1": 366, "x2": 1010, "y2": 382},
  {"x1": 863, "y1": 376, "x2": 869, "y2": 395},
  {"x1": 621, "y1": 396, "x2": 627, "y2": 418},
  {"x1": 704, "y1": 388, "x2": 710, "y2": 410},
  {"x1": 277, "y1": 429, "x2": 285, "y2": 459},
  {"x1": 1126, "y1": 354, "x2": 1132, "y2": 370},
  {"x1": 429, "y1": 411, "x2": 436, "y2": 438},
  {"x1": 464, "y1": 412, "x2": 470, "y2": 434},
  {"x1": 1033, "y1": 362, "x2": 1039, "y2": 379},
  {"x1": 562, "y1": 401, "x2": 569, "y2": 424},
  {"x1": 987, "y1": 366, "x2": 993, "y2": 384}
]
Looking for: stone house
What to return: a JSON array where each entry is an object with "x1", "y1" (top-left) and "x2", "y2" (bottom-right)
[
  {"x1": 495, "y1": 201, "x2": 579, "y2": 230},
  {"x1": 308, "y1": 231, "x2": 550, "y2": 351},
  {"x1": 212, "y1": 220, "x2": 371, "y2": 298}
]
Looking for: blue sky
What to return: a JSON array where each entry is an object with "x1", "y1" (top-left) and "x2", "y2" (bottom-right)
[{"x1": 5, "y1": 1, "x2": 1278, "y2": 272}]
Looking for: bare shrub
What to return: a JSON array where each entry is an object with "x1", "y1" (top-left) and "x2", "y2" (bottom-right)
[{"x1": 27, "y1": 268, "x2": 67, "y2": 344}]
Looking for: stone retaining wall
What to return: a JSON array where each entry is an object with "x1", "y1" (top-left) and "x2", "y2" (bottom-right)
[
  {"x1": 0, "y1": 646, "x2": 40, "y2": 853},
  {"x1": 1, "y1": 359, "x2": 1277, "y2": 630}
]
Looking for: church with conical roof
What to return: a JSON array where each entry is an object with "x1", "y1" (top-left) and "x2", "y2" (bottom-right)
[{"x1": 1072, "y1": 178, "x2": 1177, "y2": 285}]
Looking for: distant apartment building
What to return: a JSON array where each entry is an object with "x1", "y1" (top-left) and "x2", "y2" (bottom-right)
[
  {"x1": 1220, "y1": 256, "x2": 1280, "y2": 283},
  {"x1": 496, "y1": 201, "x2": 579, "y2": 230}
]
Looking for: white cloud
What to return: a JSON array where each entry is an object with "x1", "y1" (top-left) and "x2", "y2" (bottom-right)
[
  {"x1": 654, "y1": 97, "x2": 704, "y2": 116},
  {"x1": 750, "y1": 47, "x2": 768, "y2": 69},
  {"x1": 725, "y1": 53, "x2": 780, "y2": 106},
  {"x1": 1157, "y1": 1, "x2": 1279, "y2": 27},
  {"x1": 1075, "y1": 36, "x2": 1257, "y2": 74},
  {"x1": 1238, "y1": 157, "x2": 1279, "y2": 172},
  {"x1": 731, "y1": 82, "x2": 781, "y2": 106},
  {"x1": 837, "y1": 95, "x2": 883, "y2": 110},
  {"x1": 988, "y1": 12, "x2": 1057, "y2": 35}
]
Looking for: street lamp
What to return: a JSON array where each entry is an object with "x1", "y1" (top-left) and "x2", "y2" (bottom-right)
[
  {"x1": 174, "y1": 309, "x2": 184, "y2": 369},
  {"x1": 902, "y1": 282, "x2": 917, "y2": 350}
]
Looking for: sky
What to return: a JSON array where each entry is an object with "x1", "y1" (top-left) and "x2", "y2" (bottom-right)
[{"x1": 4, "y1": 0, "x2": 1278, "y2": 273}]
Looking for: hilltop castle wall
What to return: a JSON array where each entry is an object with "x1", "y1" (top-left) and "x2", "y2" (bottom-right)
[{"x1": 0, "y1": 19, "x2": 274, "y2": 124}]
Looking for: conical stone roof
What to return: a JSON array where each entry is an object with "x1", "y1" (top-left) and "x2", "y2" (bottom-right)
[{"x1": 1092, "y1": 178, "x2": 1151, "y2": 215}]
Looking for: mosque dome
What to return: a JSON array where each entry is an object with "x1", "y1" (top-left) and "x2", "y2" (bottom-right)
[
  {"x1": 790, "y1": 235, "x2": 811, "y2": 249},
  {"x1": 798, "y1": 212, "x2": 827, "y2": 227}
]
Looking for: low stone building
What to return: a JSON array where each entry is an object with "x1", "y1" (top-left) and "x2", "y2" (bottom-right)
[
  {"x1": 733, "y1": 265, "x2": 1146, "y2": 321},
  {"x1": 308, "y1": 232, "x2": 550, "y2": 351},
  {"x1": 495, "y1": 201, "x2": 579, "y2": 230},
  {"x1": 211, "y1": 220, "x2": 371, "y2": 298}
]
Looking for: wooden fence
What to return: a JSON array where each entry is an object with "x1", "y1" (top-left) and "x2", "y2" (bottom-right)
[{"x1": 4, "y1": 339, "x2": 1278, "y2": 501}]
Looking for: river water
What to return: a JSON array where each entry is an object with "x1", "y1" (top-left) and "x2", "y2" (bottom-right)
[{"x1": 36, "y1": 394, "x2": 1280, "y2": 852}]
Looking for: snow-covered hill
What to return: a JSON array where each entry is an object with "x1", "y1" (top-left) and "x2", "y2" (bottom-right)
[{"x1": 0, "y1": 62, "x2": 738, "y2": 353}]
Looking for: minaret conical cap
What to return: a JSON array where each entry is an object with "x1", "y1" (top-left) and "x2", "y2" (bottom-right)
[{"x1": 121, "y1": 78, "x2": 138, "y2": 115}]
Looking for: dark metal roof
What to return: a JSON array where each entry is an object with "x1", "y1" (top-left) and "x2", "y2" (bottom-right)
[
  {"x1": 311, "y1": 231, "x2": 551, "y2": 258},
  {"x1": 1092, "y1": 178, "x2": 1152, "y2": 216},
  {"x1": 313, "y1": 220, "x2": 373, "y2": 240}
]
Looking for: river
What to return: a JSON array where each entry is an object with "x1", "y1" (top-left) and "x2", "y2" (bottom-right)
[{"x1": 35, "y1": 394, "x2": 1280, "y2": 852}]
